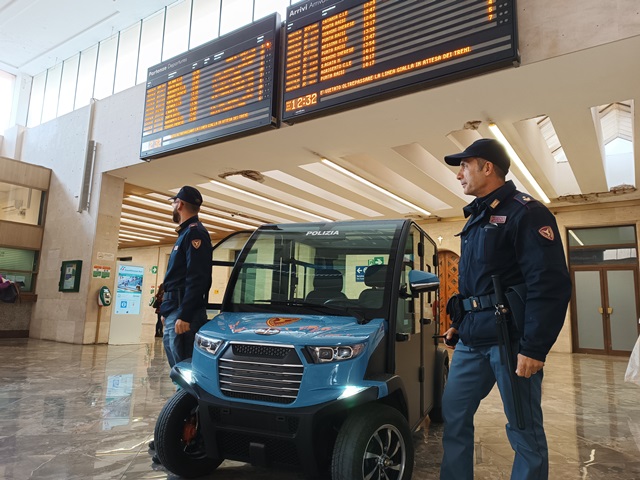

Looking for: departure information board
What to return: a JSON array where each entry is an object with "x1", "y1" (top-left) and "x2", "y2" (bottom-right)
[
  {"x1": 282, "y1": 0, "x2": 518, "y2": 122},
  {"x1": 140, "y1": 14, "x2": 280, "y2": 159}
]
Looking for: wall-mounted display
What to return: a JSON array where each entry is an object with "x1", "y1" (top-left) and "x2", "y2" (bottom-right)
[
  {"x1": 140, "y1": 13, "x2": 280, "y2": 159},
  {"x1": 282, "y1": 0, "x2": 518, "y2": 122}
]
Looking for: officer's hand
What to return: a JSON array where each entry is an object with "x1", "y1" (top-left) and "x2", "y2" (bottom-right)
[
  {"x1": 161, "y1": 316, "x2": 165, "y2": 326},
  {"x1": 175, "y1": 319, "x2": 191, "y2": 334},
  {"x1": 515, "y1": 354, "x2": 544, "y2": 378},
  {"x1": 443, "y1": 327, "x2": 459, "y2": 349}
]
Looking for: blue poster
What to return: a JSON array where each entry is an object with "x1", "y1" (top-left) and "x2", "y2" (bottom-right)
[{"x1": 114, "y1": 265, "x2": 144, "y2": 315}]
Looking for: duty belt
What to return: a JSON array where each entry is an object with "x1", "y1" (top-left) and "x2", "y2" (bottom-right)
[
  {"x1": 462, "y1": 293, "x2": 497, "y2": 312},
  {"x1": 163, "y1": 290, "x2": 183, "y2": 301}
]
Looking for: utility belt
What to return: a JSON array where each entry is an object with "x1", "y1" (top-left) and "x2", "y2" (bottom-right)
[
  {"x1": 462, "y1": 293, "x2": 497, "y2": 312},
  {"x1": 163, "y1": 290, "x2": 184, "y2": 302}
]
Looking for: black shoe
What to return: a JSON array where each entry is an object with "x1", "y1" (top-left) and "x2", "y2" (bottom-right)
[
  {"x1": 152, "y1": 454, "x2": 161, "y2": 464},
  {"x1": 148, "y1": 440, "x2": 155, "y2": 450}
]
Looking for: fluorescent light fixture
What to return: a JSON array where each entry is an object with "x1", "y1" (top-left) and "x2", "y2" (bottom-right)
[
  {"x1": 127, "y1": 195, "x2": 173, "y2": 210},
  {"x1": 120, "y1": 229, "x2": 165, "y2": 240},
  {"x1": 148, "y1": 192, "x2": 269, "y2": 225},
  {"x1": 200, "y1": 207, "x2": 264, "y2": 225},
  {"x1": 128, "y1": 194, "x2": 255, "y2": 229},
  {"x1": 121, "y1": 211, "x2": 176, "y2": 228},
  {"x1": 568, "y1": 229, "x2": 584, "y2": 246},
  {"x1": 118, "y1": 224, "x2": 167, "y2": 236},
  {"x1": 122, "y1": 204, "x2": 170, "y2": 220},
  {"x1": 119, "y1": 233, "x2": 161, "y2": 242},
  {"x1": 209, "y1": 179, "x2": 332, "y2": 222},
  {"x1": 120, "y1": 217, "x2": 177, "y2": 232},
  {"x1": 488, "y1": 123, "x2": 551, "y2": 203},
  {"x1": 197, "y1": 212, "x2": 255, "y2": 229},
  {"x1": 321, "y1": 159, "x2": 431, "y2": 216}
]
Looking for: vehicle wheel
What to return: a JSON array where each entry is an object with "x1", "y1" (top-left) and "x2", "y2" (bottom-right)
[
  {"x1": 429, "y1": 348, "x2": 449, "y2": 423},
  {"x1": 154, "y1": 389, "x2": 221, "y2": 478},
  {"x1": 331, "y1": 404, "x2": 413, "y2": 480}
]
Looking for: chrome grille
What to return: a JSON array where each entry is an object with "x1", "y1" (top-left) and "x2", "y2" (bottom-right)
[{"x1": 219, "y1": 342, "x2": 303, "y2": 404}]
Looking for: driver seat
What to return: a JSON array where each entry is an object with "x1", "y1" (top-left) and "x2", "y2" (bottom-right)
[
  {"x1": 305, "y1": 269, "x2": 347, "y2": 304},
  {"x1": 358, "y1": 264, "x2": 387, "y2": 308}
]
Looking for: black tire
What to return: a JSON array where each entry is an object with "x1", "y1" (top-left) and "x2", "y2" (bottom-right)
[
  {"x1": 429, "y1": 348, "x2": 449, "y2": 423},
  {"x1": 154, "y1": 389, "x2": 221, "y2": 478},
  {"x1": 331, "y1": 404, "x2": 414, "y2": 480}
]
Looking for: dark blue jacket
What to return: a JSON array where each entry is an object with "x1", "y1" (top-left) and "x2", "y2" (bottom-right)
[
  {"x1": 160, "y1": 215, "x2": 212, "y2": 323},
  {"x1": 456, "y1": 181, "x2": 571, "y2": 361}
]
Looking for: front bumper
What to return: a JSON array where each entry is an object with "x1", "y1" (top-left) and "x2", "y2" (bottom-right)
[{"x1": 171, "y1": 363, "x2": 379, "y2": 475}]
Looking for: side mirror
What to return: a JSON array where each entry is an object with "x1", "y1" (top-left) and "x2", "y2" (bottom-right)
[{"x1": 409, "y1": 270, "x2": 439, "y2": 293}]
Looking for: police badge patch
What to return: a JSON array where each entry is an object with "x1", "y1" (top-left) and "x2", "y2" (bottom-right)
[
  {"x1": 538, "y1": 226, "x2": 554, "y2": 241},
  {"x1": 191, "y1": 239, "x2": 202, "y2": 249}
]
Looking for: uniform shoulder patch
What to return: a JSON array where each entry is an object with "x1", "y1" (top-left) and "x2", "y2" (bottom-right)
[
  {"x1": 538, "y1": 226, "x2": 555, "y2": 241},
  {"x1": 513, "y1": 192, "x2": 537, "y2": 206},
  {"x1": 191, "y1": 239, "x2": 202, "y2": 249}
]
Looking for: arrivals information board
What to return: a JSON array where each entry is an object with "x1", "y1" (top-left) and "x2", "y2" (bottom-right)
[{"x1": 281, "y1": 0, "x2": 518, "y2": 122}]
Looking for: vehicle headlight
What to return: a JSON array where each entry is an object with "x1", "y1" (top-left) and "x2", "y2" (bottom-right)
[
  {"x1": 195, "y1": 332, "x2": 224, "y2": 355},
  {"x1": 306, "y1": 343, "x2": 365, "y2": 363}
]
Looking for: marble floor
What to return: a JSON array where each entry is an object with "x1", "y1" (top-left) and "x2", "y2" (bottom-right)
[{"x1": 0, "y1": 338, "x2": 638, "y2": 479}]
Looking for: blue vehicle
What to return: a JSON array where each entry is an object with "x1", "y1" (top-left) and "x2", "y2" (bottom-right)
[{"x1": 154, "y1": 219, "x2": 449, "y2": 479}]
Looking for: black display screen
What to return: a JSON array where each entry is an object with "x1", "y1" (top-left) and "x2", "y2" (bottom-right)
[
  {"x1": 140, "y1": 13, "x2": 280, "y2": 159},
  {"x1": 282, "y1": 0, "x2": 518, "y2": 122}
]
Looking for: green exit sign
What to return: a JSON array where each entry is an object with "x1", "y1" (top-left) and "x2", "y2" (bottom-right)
[{"x1": 368, "y1": 257, "x2": 384, "y2": 266}]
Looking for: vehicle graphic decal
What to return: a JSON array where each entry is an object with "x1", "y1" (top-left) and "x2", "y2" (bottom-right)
[{"x1": 266, "y1": 317, "x2": 301, "y2": 327}]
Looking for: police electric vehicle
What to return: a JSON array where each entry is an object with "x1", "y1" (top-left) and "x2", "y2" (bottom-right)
[{"x1": 154, "y1": 219, "x2": 449, "y2": 479}]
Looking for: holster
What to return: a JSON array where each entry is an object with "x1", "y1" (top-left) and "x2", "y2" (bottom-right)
[
  {"x1": 446, "y1": 293, "x2": 465, "y2": 328},
  {"x1": 504, "y1": 283, "x2": 526, "y2": 334}
]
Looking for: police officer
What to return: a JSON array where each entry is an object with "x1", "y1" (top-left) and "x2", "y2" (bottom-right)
[
  {"x1": 439, "y1": 139, "x2": 571, "y2": 480},
  {"x1": 160, "y1": 186, "x2": 213, "y2": 368}
]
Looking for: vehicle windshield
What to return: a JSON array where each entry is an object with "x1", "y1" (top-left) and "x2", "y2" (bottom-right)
[{"x1": 225, "y1": 220, "x2": 404, "y2": 319}]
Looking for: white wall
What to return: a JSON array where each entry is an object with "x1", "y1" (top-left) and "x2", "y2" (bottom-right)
[{"x1": 22, "y1": 106, "x2": 94, "y2": 342}]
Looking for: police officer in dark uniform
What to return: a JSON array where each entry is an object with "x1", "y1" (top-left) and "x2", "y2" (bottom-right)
[
  {"x1": 439, "y1": 139, "x2": 571, "y2": 480},
  {"x1": 160, "y1": 186, "x2": 213, "y2": 368}
]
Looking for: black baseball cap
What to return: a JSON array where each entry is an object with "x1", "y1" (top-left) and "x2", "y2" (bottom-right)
[
  {"x1": 169, "y1": 186, "x2": 203, "y2": 206},
  {"x1": 444, "y1": 138, "x2": 510, "y2": 173}
]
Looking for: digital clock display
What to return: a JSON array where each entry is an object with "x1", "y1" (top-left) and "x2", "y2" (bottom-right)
[
  {"x1": 281, "y1": 0, "x2": 518, "y2": 122},
  {"x1": 285, "y1": 93, "x2": 319, "y2": 112},
  {"x1": 140, "y1": 13, "x2": 280, "y2": 159}
]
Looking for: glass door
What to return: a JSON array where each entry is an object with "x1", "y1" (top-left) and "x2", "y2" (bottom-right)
[
  {"x1": 572, "y1": 267, "x2": 639, "y2": 355},
  {"x1": 568, "y1": 226, "x2": 639, "y2": 355}
]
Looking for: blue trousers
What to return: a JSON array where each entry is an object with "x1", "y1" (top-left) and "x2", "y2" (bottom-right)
[
  {"x1": 440, "y1": 342, "x2": 548, "y2": 480},
  {"x1": 162, "y1": 308, "x2": 208, "y2": 369}
]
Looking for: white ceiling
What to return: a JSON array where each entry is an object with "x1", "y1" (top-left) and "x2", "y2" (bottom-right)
[{"x1": 1, "y1": 0, "x2": 639, "y2": 247}]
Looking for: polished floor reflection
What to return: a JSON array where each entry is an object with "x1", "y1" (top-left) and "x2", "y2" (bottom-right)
[{"x1": 0, "y1": 338, "x2": 638, "y2": 479}]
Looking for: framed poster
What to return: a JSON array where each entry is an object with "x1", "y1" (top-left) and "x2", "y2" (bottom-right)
[{"x1": 59, "y1": 260, "x2": 82, "y2": 292}]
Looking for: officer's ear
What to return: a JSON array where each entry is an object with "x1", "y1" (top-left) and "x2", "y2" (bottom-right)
[{"x1": 484, "y1": 161, "x2": 497, "y2": 176}]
